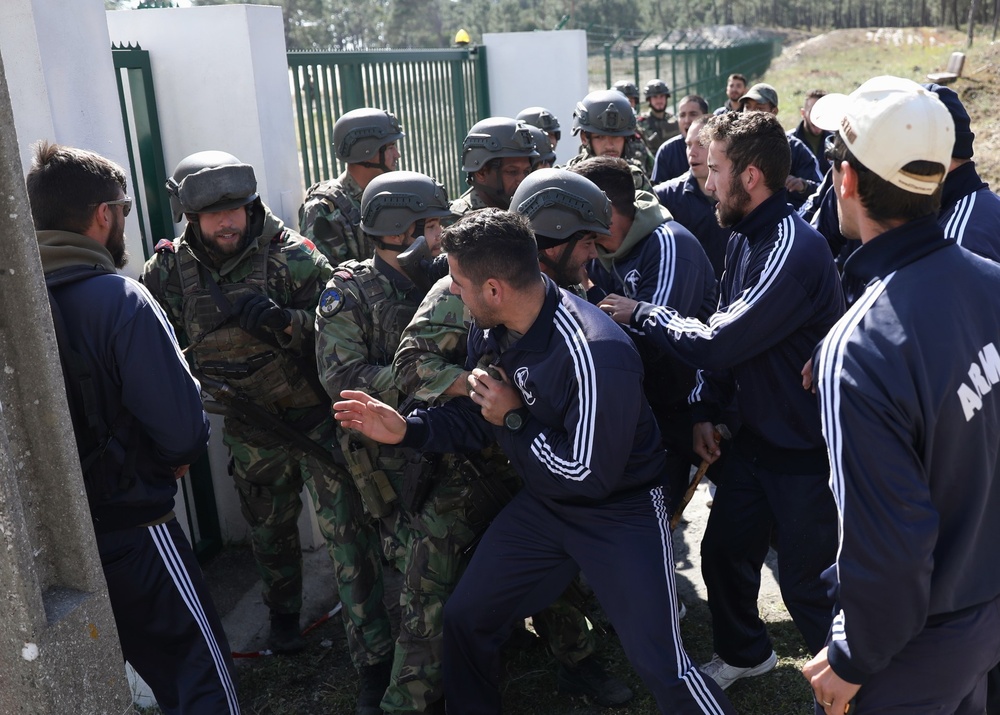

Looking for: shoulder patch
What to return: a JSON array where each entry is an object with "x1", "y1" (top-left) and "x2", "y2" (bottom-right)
[
  {"x1": 154, "y1": 238, "x2": 177, "y2": 254},
  {"x1": 301, "y1": 237, "x2": 316, "y2": 252},
  {"x1": 319, "y1": 286, "x2": 346, "y2": 317}
]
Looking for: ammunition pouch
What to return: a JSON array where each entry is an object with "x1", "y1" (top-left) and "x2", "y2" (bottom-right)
[{"x1": 341, "y1": 433, "x2": 398, "y2": 518}]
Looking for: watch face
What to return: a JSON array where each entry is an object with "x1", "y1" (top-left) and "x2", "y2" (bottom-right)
[{"x1": 505, "y1": 410, "x2": 524, "y2": 431}]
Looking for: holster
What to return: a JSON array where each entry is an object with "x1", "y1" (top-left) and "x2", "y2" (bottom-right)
[
  {"x1": 400, "y1": 453, "x2": 438, "y2": 514},
  {"x1": 341, "y1": 434, "x2": 398, "y2": 518}
]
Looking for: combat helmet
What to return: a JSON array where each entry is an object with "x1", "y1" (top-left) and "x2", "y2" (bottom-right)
[
  {"x1": 526, "y1": 126, "x2": 557, "y2": 167},
  {"x1": 360, "y1": 171, "x2": 453, "y2": 238},
  {"x1": 516, "y1": 106, "x2": 562, "y2": 140},
  {"x1": 511, "y1": 168, "x2": 611, "y2": 247},
  {"x1": 460, "y1": 117, "x2": 538, "y2": 173},
  {"x1": 644, "y1": 79, "x2": 671, "y2": 99},
  {"x1": 612, "y1": 80, "x2": 641, "y2": 104},
  {"x1": 573, "y1": 90, "x2": 637, "y2": 137},
  {"x1": 333, "y1": 108, "x2": 405, "y2": 165},
  {"x1": 166, "y1": 150, "x2": 258, "y2": 222}
]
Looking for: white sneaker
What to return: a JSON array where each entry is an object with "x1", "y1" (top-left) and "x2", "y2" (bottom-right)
[{"x1": 699, "y1": 651, "x2": 777, "y2": 690}]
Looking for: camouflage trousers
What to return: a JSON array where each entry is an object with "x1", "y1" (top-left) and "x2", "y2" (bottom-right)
[
  {"x1": 379, "y1": 459, "x2": 596, "y2": 714},
  {"x1": 225, "y1": 413, "x2": 393, "y2": 668}
]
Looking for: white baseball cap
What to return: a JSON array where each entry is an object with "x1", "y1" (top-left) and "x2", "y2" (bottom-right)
[{"x1": 811, "y1": 76, "x2": 954, "y2": 195}]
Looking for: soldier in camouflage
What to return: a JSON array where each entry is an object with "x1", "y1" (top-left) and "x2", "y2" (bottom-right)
[
  {"x1": 315, "y1": 170, "x2": 456, "y2": 715},
  {"x1": 566, "y1": 89, "x2": 655, "y2": 190},
  {"x1": 390, "y1": 171, "x2": 636, "y2": 709},
  {"x1": 637, "y1": 78, "x2": 680, "y2": 154},
  {"x1": 298, "y1": 108, "x2": 404, "y2": 264},
  {"x1": 450, "y1": 117, "x2": 538, "y2": 217},
  {"x1": 612, "y1": 79, "x2": 641, "y2": 110},
  {"x1": 141, "y1": 152, "x2": 393, "y2": 701},
  {"x1": 516, "y1": 106, "x2": 562, "y2": 152}
]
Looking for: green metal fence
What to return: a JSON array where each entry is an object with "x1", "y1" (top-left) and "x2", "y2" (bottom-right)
[
  {"x1": 582, "y1": 28, "x2": 781, "y2": 114},
  {"x1": 288, "y1": 47, "x2": 490, "y2": 200},
  {"x1": 112, "y1": 44, "x2": 223, "y2": 563}
]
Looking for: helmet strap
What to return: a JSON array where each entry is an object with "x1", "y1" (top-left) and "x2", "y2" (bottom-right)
[{"x1": 357, "y1": 145, "x2": 392, "y2": 173}]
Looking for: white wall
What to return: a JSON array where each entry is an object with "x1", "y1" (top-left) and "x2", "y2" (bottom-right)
[
  {"x1": 482, "y1": 30, "x2": 589, "y2": 166},
  {"x1": 107, "y1": 5, "x2": 322, "y2": 549},
  {"x1": 107, "y1": 5, "x2": 304, "y2": 231},
  {"x1": 0, "y1": 0, "x2": 142, "y2": 268}
]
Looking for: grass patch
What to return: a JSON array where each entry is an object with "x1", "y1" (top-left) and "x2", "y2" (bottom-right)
[{"x1": 763, "y1": 27, "x2": 1000, "y2": 189}]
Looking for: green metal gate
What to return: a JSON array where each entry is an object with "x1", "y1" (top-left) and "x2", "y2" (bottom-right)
[
  {"x1": 112, "y1": 44, "x2": 174, "y2": 257},
  {"x1": 288, "y1": 47, "x2": 490, "y2": 200},
  {"x1": 112, "y1": 44, "x2": 222, "y2": 562}
]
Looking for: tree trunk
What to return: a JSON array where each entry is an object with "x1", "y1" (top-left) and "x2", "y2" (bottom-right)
[
  {"x1": 968, "y1": 0, "x2": 979, "y2": 44},
  {"x1": 992, "y1": 0, "x2": 1000, "y2": 41}
]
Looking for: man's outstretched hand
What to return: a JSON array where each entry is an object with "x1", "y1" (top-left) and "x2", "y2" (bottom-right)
[{"x1": 334, "y1": 390, "x2": 407, "y2": 444}]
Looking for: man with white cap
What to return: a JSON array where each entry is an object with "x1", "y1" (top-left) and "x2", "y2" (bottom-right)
[{"x1": 803, "y1": 76, "x2": 1000, "y2": 714}]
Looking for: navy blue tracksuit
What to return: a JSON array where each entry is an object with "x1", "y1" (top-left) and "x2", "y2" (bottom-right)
[
  {"x1": 815, "y1": 218, "x2": 1000, "y2": 712},
  {"x1": 43, "y1": 232, "x2": 239, "y2": 715},
  {"x1": 654, "y1": 172, "x2": 731, "y2": 280},
  {"x1": 629, "y1": 191, "x2": 845, "y2": 663},
  {"x1": 400, "y1": 277, "x2": 734, "y2": 714}
]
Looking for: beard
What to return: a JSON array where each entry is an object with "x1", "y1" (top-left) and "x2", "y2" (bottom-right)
[
  {"x1": 107, "y1": 211, "x2": 129, "y2": 269},
  {"x1": 715, "y1": 173, "x2": 753, "y2": 228},
  {"x1": 202, "y1": 225, "x2": 250, "y2": 263}
]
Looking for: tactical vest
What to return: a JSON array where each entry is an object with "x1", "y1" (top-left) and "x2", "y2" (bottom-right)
[
  {"x1": 304, "y1": 179, "x2": 373, "y2": 262},
  {"x1": 337, "y1": 260, "x2": 420, "y2": 382},
  {"x1": 335, "y1": 260, "x2": 424, "y2": 517},
  {"x1": 175, "y1": 241, "x2": 322, "y2": 411}
]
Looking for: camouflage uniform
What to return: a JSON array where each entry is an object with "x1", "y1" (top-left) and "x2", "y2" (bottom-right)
[
  {"x1": 317, "y1": 255, "x2": 461, "y2": 713},
  {"x1": 449, "y1": 185, "x2": 491, "y2": 218},
  {"x1": 564, "y1": 146, "x2": 654, "y2": 193},
  {"x1": 389, "y1": 275, "x2": 598, "y2": 712},
  {"x1": 141, "y1": 204, "x2": 392, "y2": 668},
  {"x1": 298, "y1": 171, "x2": 375, "y2": 265},
  {"x1": 637, "y1": 111, "x2": 680, "y2": 154}
]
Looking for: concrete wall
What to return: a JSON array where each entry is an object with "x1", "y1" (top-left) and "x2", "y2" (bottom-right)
[
  {"x1": 481, "y1": 30, "x2": 589, "y2": 166},
  {"x1": 0, "y1": 0, "x2": 143, "y2": 270},
  {"x1": 107, "y1": 5, "x2": 304, "y2": 231}
]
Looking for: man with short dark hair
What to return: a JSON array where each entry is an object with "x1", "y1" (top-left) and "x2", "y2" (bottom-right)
[
  {"x1": 803, "y1": 75, "x2": 1000, "y2": 715},
  {"x1": 652, "y1": 94, "x2": 709, "y2": 184},
  {"x1": 713, "y1": 73, "x2": 747, "y2": 115},
  {"x1": 655, "y1": 116, "x2": 731, "y2": 279},
  {"x1": 338, "y1": 208, "x2": 736, "y2": 715},
  {"x1": 788, "y1": 89, "x2": 832, "y2": 176},
  {"x1": 572, "y1": 156, "x2": 716, "y2": 515},
  {"x1": 600, "y1": 110, "x2": 844, "y2": 691},
  {"x1": 28, "y1": 142, "x2": 240, "y2": 714}
]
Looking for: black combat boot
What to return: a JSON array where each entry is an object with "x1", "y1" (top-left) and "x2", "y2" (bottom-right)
[
  {"x1": 556, "y1": 654, "x2": 634, "y2": 707},
  {"x1": 356, "y1": 660, "x2": 392, "y2": 715},
  {"x1": 267, "y1": 611, "x2": 306, "y2": 654}
]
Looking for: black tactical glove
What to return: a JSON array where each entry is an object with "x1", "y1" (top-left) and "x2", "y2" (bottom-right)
[{"x1": 234, "y1": 293, "x2": 292, "y2": 332}]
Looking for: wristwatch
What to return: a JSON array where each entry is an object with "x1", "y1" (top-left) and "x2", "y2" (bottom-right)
[{"x1": 503, "y1": 407, "x2": 529, "y2": 433}]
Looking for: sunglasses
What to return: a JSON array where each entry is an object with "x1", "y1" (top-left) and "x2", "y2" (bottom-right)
[
  {"x1": 92, "y1": 196, "x2": 133, "y2": 217},
  {"x1": 823, "y1": 135, "x2": 842, "y2": 165}
]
